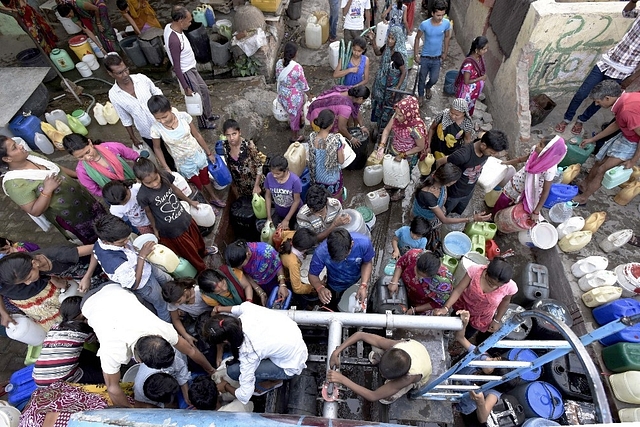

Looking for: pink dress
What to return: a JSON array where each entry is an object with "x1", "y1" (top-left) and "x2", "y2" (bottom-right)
[
  {"x1": 455, "y1": 56, "x2": 486, "y2": 115},
  {"x1": 452, "y1": 264, "x2": 517, "y2": 332},
  {"x1": 276, "y1": 59, "x2": 309, "y2": 132}
]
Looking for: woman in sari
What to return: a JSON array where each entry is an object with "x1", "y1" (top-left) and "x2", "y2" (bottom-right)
[
  {"x1": 371, "y1": 26, "x2": 408, "y2": 129},
  {"x1": 198, "y1": 266, "x2": 253, "y2": 309},
  {"x1": 1, "y1": 136, "x2": 105, "y2": 244},
  {"x1": 428, "y1": 98, "x2": 474, "y2": 159},
  {"x1": 454, "y1": 36, "x2": 488, "y2": 115},
  {"x1": 116, "y1": 0, "x2": 160, "y2": 35},
  {"x1": 0, "y1": 0, "x2": 58, "y2": 53},
  {"x1": 276, "y1": 42, "x2": 309, "y2": 143},
  {"x1": 63, "y1": 133, "x2": 139, "y2": 198},
  {"x1": 308, "y1": 110, "x2": 345, "y2": 198},
  {"x1": 57, "y1": 0, "x2": 117, "y2": 52}
]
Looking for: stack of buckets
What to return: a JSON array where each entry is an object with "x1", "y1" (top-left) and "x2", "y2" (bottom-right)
[{"x1": 68, "y1": 35, "x2": 100, "y2": 77}]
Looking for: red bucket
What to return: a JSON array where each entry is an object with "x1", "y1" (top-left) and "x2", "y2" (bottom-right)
[{"x1": 494, "y1": 203, "x2": 535, "y2": 233}]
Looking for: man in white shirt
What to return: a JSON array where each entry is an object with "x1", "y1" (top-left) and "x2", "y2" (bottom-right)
[
  {"x1": 341, "y1": 0, "x2": 371, "y2": 44},
  {"x1": 105, "y1": 54, "x2": 176, "y2": 170}
]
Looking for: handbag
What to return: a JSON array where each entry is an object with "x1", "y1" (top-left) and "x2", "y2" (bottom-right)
[{"x1": 208, "y1": 154, "x2": 232, "y2": 187}]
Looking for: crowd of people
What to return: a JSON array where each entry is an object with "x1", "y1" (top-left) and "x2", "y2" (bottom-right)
[{"x1": 0, "y1": 0, "x2": 639, "y2": 423}]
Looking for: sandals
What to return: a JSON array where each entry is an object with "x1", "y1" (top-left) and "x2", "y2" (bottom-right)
[
  {"x1": 210, "y1": 198, "x2": 227, "y2": 208},
  {"x1": 628, "y1": 235, "x2": 640, "y2": 248},
  {"x1": 425, "y1": 89, "x2": 433, "y2": 100},
  {"x1": 554, "y1": 121, "x2": 568, "y2": 133},
  {"x1": 571, "y1": 122, "x2": 584, "y2": 135},
  {"x1": 209, "y1": 114, "x2": 221, "y2": 121}
]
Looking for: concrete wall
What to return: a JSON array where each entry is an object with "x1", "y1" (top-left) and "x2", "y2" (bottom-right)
[{"x1": 450, "y1": 0, "x2": 633, "y2": 156}]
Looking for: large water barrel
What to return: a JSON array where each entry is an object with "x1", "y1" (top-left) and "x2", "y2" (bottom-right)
[
  {"x1": 138, "y1": 35, "x2": 165, "y2": 66},
  {"x1": 185, "y1": 21, "x2": 212, "y2": 63},
  {"x1": 120, "y1": 36, "x2": 148, "y2": 67},
  {"x1": 16, "y1": 48, "x2": 56, "y2": 82}
]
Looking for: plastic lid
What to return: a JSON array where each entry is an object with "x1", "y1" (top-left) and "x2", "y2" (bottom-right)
[
  {"x1": 507, "y1": 349, "x2": 541, "y2": 381},
  {"x1": 356, "y1": 206, "x2": 374, "y2": 222},
  {"x1": 523, "y1": 381, "x2": 564, "y2": 419}
]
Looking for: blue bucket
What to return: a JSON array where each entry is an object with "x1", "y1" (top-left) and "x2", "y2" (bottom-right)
[
  {"x1": 511, "y1": 381, "x2": 564, "y2": 419},
  {"x1": 443, "y1": 69, "x2": 458, "y2": 95},
  {"x1": 507, "y1": 349, "x2": 542, "y2": 381}
]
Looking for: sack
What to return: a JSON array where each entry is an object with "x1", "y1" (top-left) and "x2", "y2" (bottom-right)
[{"x1": 207, "y1": 154, "x2": 232, "y2": 187}]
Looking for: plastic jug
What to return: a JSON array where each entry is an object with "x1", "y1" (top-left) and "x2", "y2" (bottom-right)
[
  {"x1": 418, "y1": 153, "x2": 435, "y2": 176},
  {"x1": 185, "y1": 92, "x2": 203, "y2": 116},
  {"x1": 82, "y1": 53, "x2": 99, "y2": 70},
  {"x1": 484, "y1": 186, "x2": 501, "y2": 208},
  {"x1": 55, "y1": 119, "x2": 72, "y2": 138},
  {"x1": 313, "y1": 11, "x2": 329, "y2": 43},
  {"x1": 172, "y1": 258, "x2": 197, "y2": 278},
  {"x1": 9, "y1": 113, "x2": 42, "y2": 149},
  {"x1": 252, "y1": 193, "x2": 267, "y2": 219},
  {"x1": 464, "y1": 222, "x2": 497, "y2": 240},
  {"x1": 620, "y1": 408, "x2": 640, "y2": 422},
  {"x1": 603, "y1": 343, "x2": 640, "y2": 373},
  {"x1": 6, "y1": 314, "x2": 46, "y2": 345},
  {"x1": 382, "y1": 154, "x2": 410, "y2": 189},
  {"x1": 72, "y1": 109, "x2": 91, "y2": 127},
  {"x1": 87, "y1": 38, "x2": 104, "y2": 58},
  {"x1": 515, "y1": 263, "x2": 549, "y2": 305},
  {"x1": 441, "y1": 254, "x2": 458, "y2": 273},
  {"x1": 190, "y1": 203, "x2": 216, "y2": 227},
  {"x1": 66, "y1": 114, "x2": 88, "y2": 136},
  {"x1": 582, "y1": 285, "x2": 622, "y2": 307},
  {"x1": 620, "y1": 165, "x2": 640, "y2": 187},
  {"x1": 558, "y1": 230, "x2": 592, "y2": 253},
  {"x1": 272, "y1": 227, "x2": 285, "y2": 251},
  {"x1": 6, "y1": 365, "x2": 37, "y2": 411},
  {"x1": 45, "y1": 109, "x2": 68, "y2": 126},
  {"x1": 609, "y1": 371, "x2": 640, "y2": 404},
  {"x1": 102, "y1": 102, "x2": 120, "y2": 125},
  {"x1": 375, "y1": 21, "x2": 388, "y2": 47},
  {"x1": 208, "y1": 155, "x2": 232, "y2": 188},
  {"x1": 614, "y1": 180, "x2": 640, "y2": 206},
  {"x1": 284, "y1": 142, "x2": 306, "y2": 177},
  {"x1": 477, "y1": 157, "x2": 515, "y2": 193},
  {"x1": 543, "y1": 183, "x2": 579, "y2": 208},
  {"x1": 33, "y1": 132, "x2": 54, "y2": 155},
  {"x1": 267, "y1": 285, "x2": 293, "y2": 310},
  {"x1": 470, "y1": 234, "x2": 485, "y2": 255},
  {"x1": 599, "y1": 229, "x2": 633, "y2": 253},
  {"x1": 578, "y1": 270, "x2": 618, "y2": 292},
  {"x1": 602, "y1": 165, "x2": 633, "y2": 189},
  {"x1": 49, "y1": 48, "x2": 74, "y2": 72},
  {"x1": 383, "y1": 259, "x2": 397, "y2": 276},
  {"x1": 192, "y1": 8, "x2": 207, "y2": 26},
  {"x1": 75, "y1": 61, "x2": 92, "y2": 77},
  {"x1": 328, "y1": 40, "x2": 340, "y2": 70},
  {"x1": 548, "y1": 201, "x2": 578, "y2": 223},
  {"x1": 365, "y1": 189, "x2": 390, "y2": 214},
  {"x1": 556, "y1": 216, "x2": 585, "y2": 240},
  {"x1": 593, "y1": 298, "x2": 640, "y2": 324},
  {"x1": 146, "y1": 244, "x2": 180, "y2": 273},
  {"x1": 559, "y1": 140, "x2": 595, "y2": 167},
  {"x1": 40, "y1": 122, "x2": 65, "y2": 150},
  {"x1": 203, "y1": 4, "x2": 216, "y2": 26},
  {"x1": 561, "y1": 163, "x2": 580, "y2": 184},
  {"x1": 363, "y1": 164, "x2": 384, "y2": 186},
  {"x1": 93, "y1": 102, "x2": 108, "y2": 125},
  {"x1": 582, "y1": 211, "x2": 606, "y2": 233},
  {"x1": 485, "y1": 239, "x2": 500, "y2": 260},
  {"x1": 305, "y1": 20, "x2": 322, "y2": 49},
  {"x1": 261, "y1": 220, "x2": 275, "y2": 245}
]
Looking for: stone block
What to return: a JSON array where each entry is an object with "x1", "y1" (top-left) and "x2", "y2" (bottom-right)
[
  {"x1": 244, "y1": 87, "x2": 278, "y2": 117},
  {"x1": 472, "y1": 110, "x2": 484, "y2": 120},
  {"x1": 482, "y1": 112, "x2": 493, "y2": 123},
  {"x1": 480, "y1": 123, "x2": 493, "y2": 132},
  {"x1": 475, "y1": 100, "x2": 487, "y2": 111}
]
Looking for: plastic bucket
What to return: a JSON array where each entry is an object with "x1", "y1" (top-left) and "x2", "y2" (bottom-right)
[
  {"x1": 120, "y1": 36, "x2": 148, "y2": 67},
  {"x1": 75, "y1": 61, "x2": 92, "y2": 77},
  {"x1": 16, "y1": 48, "x2": 56, "y2": 82},
  {"x1": 443, "y1": 69, "x2": 458, "y2": 95},
  {"x1": 517, "y1": 222, "x2": 558, "y2": 250},
  {"x1": 443, "y1": 232, "x2": 472, "y2": 259},
  {"x1": 494, "y1": 203, "x2": 535, "y2": 233},
  {"x1": 287, "y1": 0, "x2": 302, "y2": 20},
  {"x1": 511, "y1": 381, "x2": 564, "y2": 419},
  {"x1": 68, "y1": 35, "x2": 93, "y2": 60},
  {"x1": 210, "y1": 36, "x2": 231, "y2": 66}
]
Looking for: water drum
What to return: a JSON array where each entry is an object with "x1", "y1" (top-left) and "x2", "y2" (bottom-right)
[
  {"x1": 494, "y1": 203, "x2": 534, "y2": 233},
  {"x1": 517, "y1": 221, "x2": 558, "y2": 249},
  {"x1": 511, "y1": 381, "x2": 564, "y2": 419}
]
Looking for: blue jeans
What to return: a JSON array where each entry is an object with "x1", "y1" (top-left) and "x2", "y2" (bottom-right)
[
  {"x1": 563, "y1": 65, "x2": 622, "y2": 123},
  {"x1": 329, "y1": 0, "x2": 340, "y2": 39},
  {"x1": 418, "y1": 57, "x2": 441, "y2": 96},
  {"x1": 227, "y1": 358, "x2": 293, "y2": 382},
  {"x1": 134, "y1": 273, "x2": 170, "y2": 322}
]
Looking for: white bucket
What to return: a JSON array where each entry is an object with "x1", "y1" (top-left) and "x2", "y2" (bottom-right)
[
  {"x1": 329, "y1": 41, "x2": 340, "y2": 70},
  {"x1": 6, "y1": 314, "x2": 46, "y2": 345},
  {"x1": 0, "y1": 406, "x2": 20, "y2": 427},
  {"x1": 453, "y1": 252, "x2": 489, "y2": 285},
  {"x1": 75, "y1": 61, "x2": 92, "y2": 77},
  {"x1": 518, "y1": 222, "x2": 558, "y2": 250},
  {"x1": 82, "y1": 53, "x2": 99, "y2": 70}
]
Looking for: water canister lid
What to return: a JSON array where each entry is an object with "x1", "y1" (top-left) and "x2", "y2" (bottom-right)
[
  {"x1": 507, "y1": 349, "x2": 541, "y2": 381},
  {"x1": 523, "y1": 381, "x2": 564, "y2": 419},
  {"x1": 71, "y1": 109, "x2": 84, "y2": 118},
  {"x1": 356, "y1": 206, "x2": 374, "y2": 223},
  {"x1": 4, "y1": 383, "x2": 13, "y2": 393}
]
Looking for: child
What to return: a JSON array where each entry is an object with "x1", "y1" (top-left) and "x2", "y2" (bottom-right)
[
  {"x1": 0, "y1": 236, "x2": 39, "y2": 255},
  {"x1": 391, "y1": 216, "x2": 430, "y2": 259},
  {"x1": 88, "y1": 214, "x2": 170, "y2": 322},
  {"x1": 32, "y1": 296, "x2": 103, "y2": 386},
  {"x1": 103, "y1": 180, "x2": 154, "y2": 235},
  {"x1": 140, "y1": 373, "x2": 180, "y2": 408},
  {"x1": 383, "y1": 0, "x2": 408, "y2": 34},
  {"x1": 332, "y1": 37, "x2": 370, "y2": 87},
  {"x1": 147, "y1": 95, "x2": 225, "y2": 208},
  {"x1": 133, "y1": 335, "x2": 191, "y2": 407},
  {"x1": 265, "y1": 155, "x2": 302, "y2": 230},
  {"x1": 222, "y1": 119, "x2": 265, "y2": 198},
  {"x1": 494, "y1": 135, "x2": 567, "y2": 221},
  {"x1": 161, "y1": 278, "x2": 211, "y2": 347},
  {"x1": 326, "y1": 331, "x2": 431, "y2": 404},
  {"x1": 189, "y1": 375, "x2": 254, "y2": 412},
  {"x1": 133, "y1": 158, "x2": 207, "y2": 272}
]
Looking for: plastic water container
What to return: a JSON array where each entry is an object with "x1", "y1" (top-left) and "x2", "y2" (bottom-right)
[
  {"x1": 578, "y1": 270, "x2": 617, "y2": 292},
  {"x1": 34, "y1": 132, "x2": 55, "y2": 155},
  {"x1": 366, "y1": 189, "x2": 390, "y2": 214},
  {"x1": 599, "y1": 229, "x2": 633, "y2": 253},
  {"x1": 260, "y1": 220, "x2": 275, "y2": 245},
  {"x1": 375, "y1": 21, "x2": 389, "y2": 47},
  {"x1": 522, "y1": 418, "x2": 560, "y2": 427},
  {"x1": 230, "y1": 196, "x2": 259, "y2": 241},
  {"x1": 49, "y1": 48, "x2": 74, "y2": 72},
  {"x1": 559, "y1": 140, "x2": 595, "y2": 167},
  {"x1": 0, "y1": 405, "x2": 20, "y2": 427},
  {"x1": 619, "y1": 407, "x2": 640, "y2": 422},
  {"x1": 185, "y1": 93, "x2": 203, "y2": 116},
  {"x1": 602, "y1": 343, "x2": 640, "y2": 373},
  {"x1": 329, "y1": 41, "x2": 340, "y2": 70},
  {"x1": 464, "y1": 221, "x2": 497, "y2": 240},
  {"x1": 338, "y1": 209, "x2": 370, "y2": 238},
  {"x1": 6, "y1": 365, "x2": 37, "y2": 410},
  {"x1": 548, "y1": 201, "x2": 578, "y2": 223},
  {"x1": 66, "y1": 114, "x2": 88, "y2": 136},
  {"x1": 515, "y1": 263, "x2": 549, "y2": 305},
  {"x1": 485, "y1": 239, "x2": 501, "y2": 260},
  {"x1": 305, "y1": 21, "x2": 322, "y2": 49},
  {"x1": 75, "y1": 61, "x2": 92, "y2": 77},
  {"x1": 45, "y1": 109, "x2": 68, "y2": 126},
  {"x1": 517, "y1": 221, "x2": 558, "y2": 250},
  {"x1": 441, "y1": 254, "x2": 458, "y2": 273},
  {"x1": 59, "y1": 280, "x2": 84, "y2": 303},
  {"x1": 82, "y1": 53, "x2": 99, "y2": 70},
  {"x1": 609, "y1": 371, "x2": 640, "y2": 404},
  {"x1": 273, "y1": 98, "x2": 289, "y2": 122},
  {"x1": 452, "y1": 251, "x2": 488, "y2": 285},
  {"x1": 494, "y1": 203, "x2": 535, "y2": 233},
  {"x1": 356, "y1": 206, "x2": 375, "y2": 231},
  {"x1": 147, "y1": 244, "x2": 180, "y2": 273},
  {"x1": 558, "y1": 230, "x2": 592, "y2": 253},
  {"x1": 172, "y1": 258, "x2": 197, "y2": 278},
  {"x1": 68, "y1": 35, "x2": 92, "y2": 60},
  {"x1": 363, "y1": 164, "x2": 384, "y2": 186},
  {"x1": 120, "y1": 36, "x2": 148, "y2": 67},
  {"x1": 267, "y1": 285, "x2": 293, "y2": 310},
  {"x1": 443, "y1": 69, "x2": 459, "y2": 95},
  {"x1": 382, "y1": 154, "x2": 410, "y2": 189},
  {"x1": 556, "y1": 216, "x2": 585, "y2": 240},
  {"x1": 93, "y1": 102, "x2": 107, "y2": 125},
  {"x1": 6, "y1": 314, "x2": 46, "y2": 345},
  {"x1": 470, "y1": 234, "x2": 485, "y2": 255},
  {"x1": 252, "y1": 193, "x2": 267, "y2": 219},
  {"x1": 443, "y1": 232, "x2": 472, "y2": 259},
  {"x1": 504, "y1": 348, "x2": 542, "y2": 384},
  {"x1": 88, "y1": 38, "x2": 104, "y2": 58},
  {"x1": 190, "y1": 203, "x2": 216, "y2": 227},
  {"x1": 561, "y1": 163, "x2": 580, "y2": 184},
  {"x1": 592, "y1": 298, "x2": 640, "y2": 325},
  {"x1": 207, "y1": 156, "x2": 232, "y2": 188},
  {"x1": 9, "y1": 113, "x2": 42, "y2": 149},
  {"x1": 511, "y1": 381, "x2": 564, "y2": 419},
  {"x1": 345, "y1": 128, "x2": 369, "y2": 171},
  {"x1": 543, "y1": 353, "x2": 591, "y2": 401},
  {"x1": 602, "y1": 165, "x2": 633, "y2": 189},
  {"x1": 300, "y1": 168, "x2": 311, "y2": 202},
  {"x1": 418, "y1": 153, "x2": 435, "y2": 176},
  {"x1": 477, "y1": 157, "x2": 514, "y2": 193},
  {"x1": 370, "y1": 275, "x2": 408, "y2": 314},
  {"x1": 543, "y1": 184, "x2": 579, "y2": 209},
  {"x1": 284, "y1": 142, "x2": 306, "y2": 178},
  {"x1": 582, "y1": 285, "x2": 622, "y2": 308}
]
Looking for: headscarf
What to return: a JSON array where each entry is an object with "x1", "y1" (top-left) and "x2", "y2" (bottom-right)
[
  {"x1": 385, "y1": 26, "x2": 408, "y2": 67},
  {"x1": 522, "y1": 136, "x2": 567, "y2": 213},
  {"x1": 441, "y1": 98, "x2": 472, "y2": 130},
  {"x1": 392, "y1": 96, "x2": 428, "y2": 150}
]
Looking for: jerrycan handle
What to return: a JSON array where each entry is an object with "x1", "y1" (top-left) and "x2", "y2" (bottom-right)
[{"x1": 566, "y1": 201, "x2": 579, "y2": 208}]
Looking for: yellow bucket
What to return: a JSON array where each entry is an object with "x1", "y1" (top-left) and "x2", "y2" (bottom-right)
[{"x1": 68, "y1": 35, "x2": 93, "y2": 60}]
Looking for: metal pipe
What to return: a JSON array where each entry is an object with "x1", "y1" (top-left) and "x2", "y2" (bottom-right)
[
  {"x1": 323, "y1": 319, "x2": 343, "y2": 419},
  {"x1": 492, "y1": 340, "x2": 570, "y2": 349},
  {"x1": 286, "y1": 309, "x2": 463, "y2": 330}
]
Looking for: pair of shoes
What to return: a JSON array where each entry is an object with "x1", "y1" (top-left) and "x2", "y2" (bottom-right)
[
  {"x1": 210, "y1": 198, "x2": 227, "y2": 208},
  {"x1": 253, "y1": 380, "x2": 283, "y2": 396},
  {"x1": 425, "y1": 89, "x2": 433, "y2": 100},
  {"x1": 554, "y1": 121, "x2": 568, "y2": 133},
  {"x1": 571, "y1": 122, "x2": 583, "y2": 135},
  {"x1": 328, "y1": 36, "x2": 337, "y2": 43}
]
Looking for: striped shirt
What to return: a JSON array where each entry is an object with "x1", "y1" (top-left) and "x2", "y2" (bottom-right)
[
  {"x1": 33, "y1": 326, "x2": 92, "y2": 386},
  {"x1": 108, "y1": 74, "x2": 163, "y2": 140},
  {"x1": 597, "y1": 8, "x2": 640, "y2": 80}
]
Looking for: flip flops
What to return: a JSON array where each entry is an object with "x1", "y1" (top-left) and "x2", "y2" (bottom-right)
[
  {"x1": 571, "y1": 255, "x2": 609, "y2": 278},
  {"x1": 554, "y1": 121, "x2": 568, "y2": 133}
]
